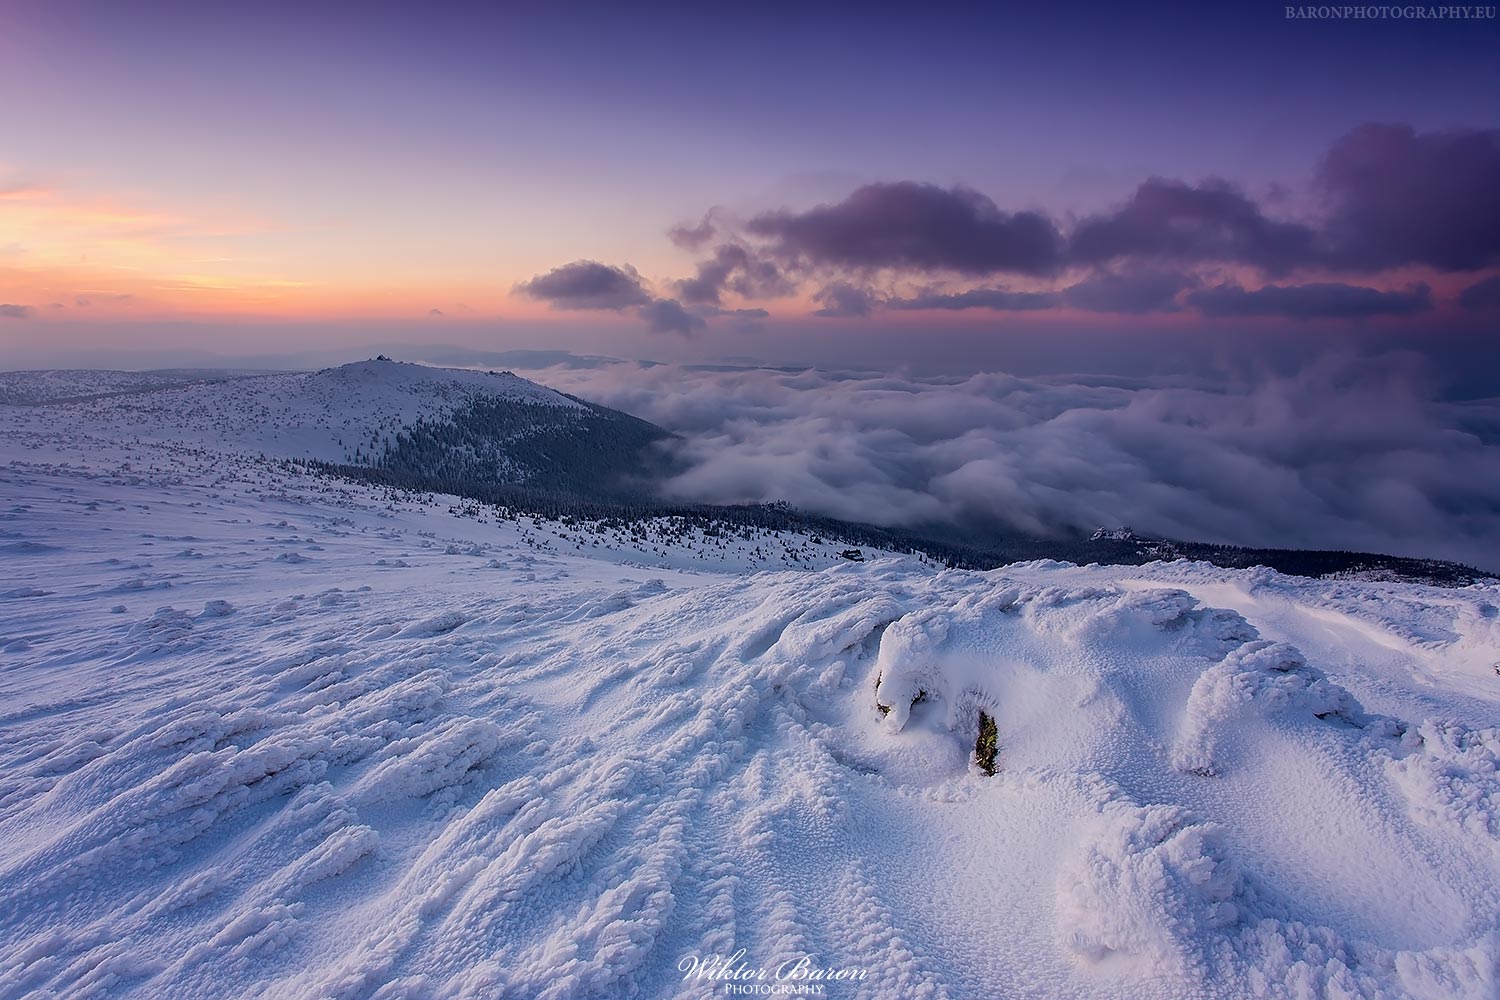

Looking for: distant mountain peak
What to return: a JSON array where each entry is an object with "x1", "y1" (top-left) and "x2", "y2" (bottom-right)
[{"x1": 315, "y1": 358, "x2": 578, "y2": 406}]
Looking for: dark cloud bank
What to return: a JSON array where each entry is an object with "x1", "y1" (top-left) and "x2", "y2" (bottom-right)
[
  {"x1": 528, "y1": 355, "x2": 1500, "y2": 573},
  {"x1": 517, "y1": 123, "x2": 1500, "y2": 333}
]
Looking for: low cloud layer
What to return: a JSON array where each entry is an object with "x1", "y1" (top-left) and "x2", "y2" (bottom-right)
[{"x1": 532, "y1": 355, "x2": 1500, "y2": 571}]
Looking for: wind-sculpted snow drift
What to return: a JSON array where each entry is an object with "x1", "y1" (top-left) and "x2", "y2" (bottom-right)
[{"x1": 2, "y1": 364, "x2": 1499, "y2": 999}]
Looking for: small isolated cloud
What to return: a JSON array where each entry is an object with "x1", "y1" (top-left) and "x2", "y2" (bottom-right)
[
  {"x1": 0, "y1": 303, "x2": 34, "y2": 319},
  {"x1": 747, "y1": 182, "x2": 1064, "y2": 276},
  {"x1": 638, "y1": 297, "x2": 706, "y2": 336},
  {"x1": 428, "y1": 307, "x2": 444, "y2": 317},
  {"x1": 72, "y1": 293, "x2": 137, "y2": 308},
  {"x1": 888, "y1": 287, "x2": 1058, "y2": 311},
  {"x1": 1458, "y1": 275, "x2": 1500, "y2": 311},
  {"x1": 0, "y1": 180, "x2": 50, "y2": 199},
  {"x1": 515, "y1": 260, "x2": 651, "y2": 310},
  {"x1": 1062, "y1": 270, "x2": 1195, "y2": 314},
  {"x1": 812, "y1": 283, "x2": 878, "y2": 318},
  {"x1": 1187, "y1": 282, "x2": 1432, "y2": 319},
  {"x1": 667, "y1": 212, "x2": 719, "y2": 251}
]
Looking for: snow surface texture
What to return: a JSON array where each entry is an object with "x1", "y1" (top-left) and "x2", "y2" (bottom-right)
[{"x1": 2, "y1": 364, "x2": 1500, "y2": 999}]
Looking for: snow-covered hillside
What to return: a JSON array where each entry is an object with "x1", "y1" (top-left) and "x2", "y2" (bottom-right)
[
  {"x1": 0, "y1": 359, "x2": 584, "y2": 464},
  {"x1": 1, "y1": 367, "x2": 1498, "y2": 999}
]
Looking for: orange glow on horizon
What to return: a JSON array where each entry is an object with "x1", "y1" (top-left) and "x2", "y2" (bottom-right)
[
  {"x1": 0, "y1": 174, "x2": 570, "y2": 321},
  {"x1": 3, "y1": 173, "x2": 1489, "y2": 331}
]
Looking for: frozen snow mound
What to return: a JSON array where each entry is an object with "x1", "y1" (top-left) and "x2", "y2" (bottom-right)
[
  {"x1": 1174, "y1": 639, "x2": 1367, "y2": 777},
  {"x1": 868, "y1": 581, "x2": 1263, "y2": 777},
  {"x1": 1388, "y1": 720, "x2": 1500, "y2": 853},
  {"x1": 1056, "y1": 782, "x2": 1500, "y2": 1000},
  {"x1": 1058, "y1": 796, "x2": 1244, "y2": 975}
]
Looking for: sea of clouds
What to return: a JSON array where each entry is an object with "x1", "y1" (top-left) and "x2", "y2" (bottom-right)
[{"x1": 524, "y1": 352, "x2": 1500, "y2": 571}]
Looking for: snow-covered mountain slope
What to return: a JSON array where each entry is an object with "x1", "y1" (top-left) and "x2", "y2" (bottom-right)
[
  {"x1": 0, "y1": 369, "x2": 269, "y2": 406},
  {"x1": 0, "y1": 359, "x2": 585, "y2": 464},
  {"x1": 2, "y1": 372, "x2": 1499, "y2": 999}
]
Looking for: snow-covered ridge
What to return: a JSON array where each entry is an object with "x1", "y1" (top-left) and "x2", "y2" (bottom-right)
[
  {"x1": 0, "y1": 358, "x2": 585, "y2": 463},
  {"x1": 0, "y1": 368, "x2": 254, "y2": 405}
]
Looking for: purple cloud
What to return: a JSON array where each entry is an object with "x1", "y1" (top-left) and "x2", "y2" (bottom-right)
[
  {"x1": 639, "y1": 297, "x2": 706, "y2": 336},
  {"x1": 747, "y1": 182, "x2": 1064, "y2": 277},
  {"x1": 539, "y1": 124, "x2": 1499, "y2": 330},
  {"x1": 667, "y1": 213, "x2": 719, "y2": 252},
  {"x1": 812, "y1": 283, "x2": 879, "y2": 318},
  {"x1": 1187, "y1": 282, "x2": 1432, "y2": 319},
  {"x1": 674, "y1": 243, "x2": 794, "y2": 306},
  {"x1": 1069, "y1": 179, "x2": 1318, "y2": 274},
  {"x1": 1061, "y1": 270, "x2": 1196, "y2": 314},
  {"x1": 1319, "y1": 124, "x2": 1500, "y2": 273},
  {"x1": 515, "y1": 260, "x2": 651, "y2": 310},
  {"x1": 0, "y1": 304, "x2": 34, "y2": 319},
  {"x1": 1458, "y1": 275, "x2": 1500, "y2": 311},
  {"x1": 699, "y1": 305, "x2": 770, "y2": 320},
  {"x1": 888, "y1": 287, "x2": 1059, "y2": 311}
]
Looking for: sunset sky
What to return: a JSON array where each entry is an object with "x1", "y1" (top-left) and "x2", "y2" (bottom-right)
[{"x1": 2, "y1": 1, "x2": 1497, "y2": 383}]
